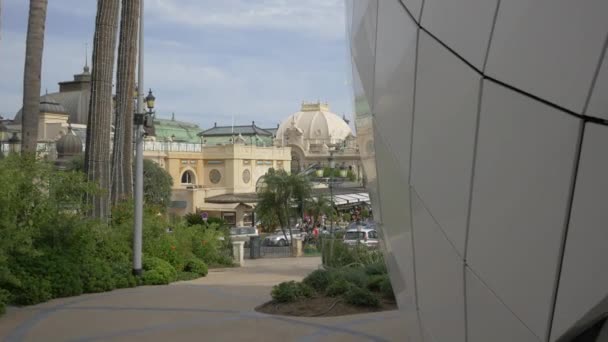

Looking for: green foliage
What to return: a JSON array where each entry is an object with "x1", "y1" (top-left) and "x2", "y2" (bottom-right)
[
  {"x1": 335, "y1": 267, "x2": 368, "y2": 288},
  {"x1": 0, "y1": 156, "x2": 232, "y2": 314},
  {"x1": 325, "y1": 278, "x2": 353, "y2": 297},
  {"x1": 321, "y1": 239, "x2": 384, "y2": 268},
  {"x1": 142, "y1": 256, "x2": 177, "y2": 285},
  {"x1": 255, "y1": 169, "x2": 312, "y2": 240},
  {"x1": 69, "y1": 156, "x2": 172, "y2": 210},
  {"x1": 364, "y1": 262, "x2": 388, "y2": 276},
  {"x1": 184, "y1": 213, "x2": 228, "y2": 228},
  {"x1": 143, "y1": 159, "x2": 173, "y2": 208},
  {"x1": 176, "y1": 272, "x2": 200, "y2": 281},
  {"x1": 367, "y1": 274, "x2": 388, "y2": 292},
  {"x1": 184, "y1": 258, "x2": 208, "y2": 277},
  {"x1": 303, "y1": 269, "x2": 331, "y2": 292},
  {"x1": 271, "y1": 281, "x2": 313, "y2": 303},
  {"x1": 344, "y1": 286, "x2": 380, "y2": 307}
]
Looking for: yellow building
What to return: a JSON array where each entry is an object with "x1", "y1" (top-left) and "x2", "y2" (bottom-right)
[
  {"x1": 143, "y1": 140, "x2": 290, "y2": 226},
  {"x1": 5, "y1": 67, "x2": 365, "y2": 227}
]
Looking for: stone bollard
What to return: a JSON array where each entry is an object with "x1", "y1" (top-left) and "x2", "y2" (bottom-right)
[
  {"x1": 232, "y1": 241, "x2": 245, "y2": 266},
  {"x1": 292, "y1": 238, "x2": 303, "y2": 257}
]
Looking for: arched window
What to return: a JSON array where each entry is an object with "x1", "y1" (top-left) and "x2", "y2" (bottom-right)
[{"x1": 181, "y1": 170, "x2": 195, "y2": 184}]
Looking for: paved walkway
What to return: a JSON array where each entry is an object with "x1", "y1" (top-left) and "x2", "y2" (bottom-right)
[{"x1": 0, "y1": 257, "x2": 407, "y2": 341}]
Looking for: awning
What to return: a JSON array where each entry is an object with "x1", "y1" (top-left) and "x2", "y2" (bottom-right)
[
  {"x1": 331, "y1": 192, "x2": 370, "y2": 206},
  {"x1": 198, "y1": 202, "x2": 253, "y2": 211}
]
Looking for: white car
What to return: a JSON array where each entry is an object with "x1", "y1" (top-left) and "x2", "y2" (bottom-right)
[
  {"x1": 343, "y1": 227, "x2": 379, "y2": 248},
  {"x1": 263, "y1": 228, "x2": 303, "y2": 246},
  {"x1": 229, "y1": 226, "x2": 259, "y2": 243}
]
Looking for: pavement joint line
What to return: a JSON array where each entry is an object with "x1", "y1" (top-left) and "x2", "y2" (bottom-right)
[
  {"x1": 4, "y1": 288, "x2": 143, "y2": 342},
  {"x1": 268, "y1": 315, "x2": 392, "y2": 342},
  {"x1": 68, "y1": 311, "x2": 259, "y2": 342},
  {"x1": 296, "y1": 312, "x2": 402, "y2": 342},
  {"x1": 58, "y1": 305, "x2": 241, "y2": 314}
]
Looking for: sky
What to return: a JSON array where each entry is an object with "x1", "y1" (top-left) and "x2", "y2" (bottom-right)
[{"x1": 0, "y1": 0, "x2": 354, "y2": 130}]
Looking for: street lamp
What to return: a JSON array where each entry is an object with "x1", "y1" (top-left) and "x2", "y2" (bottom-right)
[{"x1": 145, "y1": 89, "x2": 155, "y2": 111}]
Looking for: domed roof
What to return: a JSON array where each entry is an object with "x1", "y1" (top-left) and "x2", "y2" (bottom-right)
[
  {"x1": 14, "y1": 95, "x2": 68, "y2": 120},
  {"x1": 56, "y1": 126, "x2": 83, "y2": 157},
  {"x1": 14, "y1": 67, "x2": 92, "y2": 125},
  {"x1": 40, "y1": 95, "x2": 68, "y2": 114},
  {"x1": 277, "y1": 102, "x2": 353, "y2": 143}
]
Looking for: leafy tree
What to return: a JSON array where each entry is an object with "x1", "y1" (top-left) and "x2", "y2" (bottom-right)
[
  {"x1": 143, "y1": 159, "x2": 173, "y2": 208},
  {"x1": 68, "y1": 157, "x2": 172, "y2": 209},
  {"x1": 21, "y1": 0, "x2": 48, "y2": 153}
]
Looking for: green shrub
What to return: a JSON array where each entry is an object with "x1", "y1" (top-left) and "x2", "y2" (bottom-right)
[
  {"x1": 321, "y1": 239, "x2": 384, "y2": 268},
  {"x1": 325, "y1": 278, "x2": 353, "y2": 297},
  {"x1": 298, "y1": 283, "x2": 315, "y2": 298},
  {"x1": 10, "y1": 273, "x2": 53, "y2": 305},
  {"x1": 303, "y1": 269, "x2": 331, "y2": 292},
  {"x1": 44, "y1": 254, "x2": 83, "y2": 298},
  {"x1": 271, "y1": 281, "x2": 313, "y2": 303},
  {"x1": 344, "y1": 286, "x2": 380, "y2": 307},
  {"x1": 367, "y1": 274, "x2": 387, "y2": 292},
  {"x1": 184, "y1": 258, "x2": 208, "y2": 276},
  {"x1": 176, "y1": 272, "x2": 200, "y2": 281},
  {"x1": 364, "y1": 262, "x2": 387, "y2": 276},
  {"x1": 336, "y1": 267, "x2": 368, "y2": 288},
  {"x1": 142, "y1": 256, "x2": 177, "y2": 285},
  {"x1": 379, "y1": 277, "x2": 395, "y2": 300}
]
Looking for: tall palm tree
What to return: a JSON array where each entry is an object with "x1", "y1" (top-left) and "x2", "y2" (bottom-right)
[
  {"x1": 85, "y1": 0, "x2": 120, "y2": 219},
  {"x1": 111, "y1": 0, "x2": 140, "y2": 205},
  {"x1": 255, "y1": 169, "x2": 312, "y2": 249},
  {"x1": 21, "y1": 0, "x2": 48, "y2": 153}
]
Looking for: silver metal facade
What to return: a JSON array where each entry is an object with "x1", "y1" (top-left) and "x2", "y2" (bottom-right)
[{"x1": 346, "y1": 1, "x2": 608, "y2": 341}]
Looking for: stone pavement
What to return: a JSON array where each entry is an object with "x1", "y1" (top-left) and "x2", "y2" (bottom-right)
[{"x1": 0, "y1": 257, "x2": 408, "y2": 341}]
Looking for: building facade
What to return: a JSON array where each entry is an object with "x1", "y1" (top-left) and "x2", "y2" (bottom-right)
[
  {"x1": 274, "y1": 102, "x2": 362, "y2": 179},
  {"x1": 144, "y1": 141, "x2": 290, "y2": 226},
  {"x1": 348, "y1": 1, "x2": 608, "y2": 341}
]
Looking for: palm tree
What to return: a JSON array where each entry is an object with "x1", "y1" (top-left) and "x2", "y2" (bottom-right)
[
  {"x1": 85, "y1": 0, "x2": 120, "y2": 219},
  {"x1": 21, "y1": 0, "x2": 48, "y2": 153},
  {"x1": 111, "y1": 0, "x2": 140, "y2": 205},
  {"x1": 306, "y1": 195, "x2": 334, "y2": 228},
  {"x1": 255, "y1": 169, "x2": 312, "y2": 249}
]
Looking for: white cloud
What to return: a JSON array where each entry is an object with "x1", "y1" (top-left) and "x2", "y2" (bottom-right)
[{"x1": 147, "y1": 0, "x2": 346, "y2": 41}]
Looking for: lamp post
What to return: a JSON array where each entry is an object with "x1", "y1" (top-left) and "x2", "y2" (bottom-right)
[{"x1": 133, "y1": 0, "x2": 145, "y2": 277}]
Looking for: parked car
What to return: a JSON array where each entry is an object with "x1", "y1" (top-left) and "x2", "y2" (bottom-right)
[
  {"x1": 343, "y1": 227, "x2": 379, "y2": 248},
  {"x1": 263, "y1": 228, "x2": 303, "y2": 247},
  {"x1": 229, "y1": 227, "x2": 259, "y2": 246}
]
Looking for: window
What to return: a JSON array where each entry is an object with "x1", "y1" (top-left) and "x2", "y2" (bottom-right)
[
  {"x1": 209, "y1": 169, "x2": 222, "y2": 184},
  {"x1": 222, "y1": 212, "x2": 236, "y2": 225},
  {"x1": 181, "y1": 170, "x2": 195, "y2": 184}
]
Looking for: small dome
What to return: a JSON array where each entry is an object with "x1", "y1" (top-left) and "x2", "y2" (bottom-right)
[
  {"x1": 56, "y1": 126, "x2": 83, "y2": 157},
  {"x1": 277, "y1": 102, "x2": 353, "y2": 143},
  {"x1": 39, "y1": 95, "x2": 68, "y2": 114}
]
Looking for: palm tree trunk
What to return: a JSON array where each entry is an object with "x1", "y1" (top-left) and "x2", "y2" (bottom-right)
[
  {"x1": 21, "y1": 0, "x2": 48, "y2": 154},
  {"x1": 85, "y1": 0, "x2": 120, "y2": 220},
  {"x1": 111, "y1": 0, "x2": 139, "y2": 205}
]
